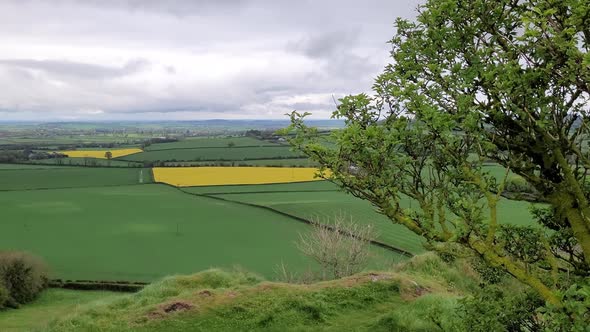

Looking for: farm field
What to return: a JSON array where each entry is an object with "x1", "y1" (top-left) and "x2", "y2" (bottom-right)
[
  {"x1": 0, "y1": 184, "x2": 403, "y2": 281},
  {"x1": 26, "y1": 157, "x2": 143, "y2": 167},
  {"x1": 0, "y1": 167, "x2": 151, "y2": 190},
  {"x1": 0, "y1": 289, "x2": 122, "y2": 332},
  {"x1": 145, "y1": 136, "x2": 276, "y2": 150},
  {"x1": 153, "y1": 167, "x2": 325, "y2": 187},
  {"x1": 0, "y1": 163, "x2": 71, "y2": 169},
  {"x1": 183, "y1": 180, "x2": 339, "y2": 195},
  {"x1": 58, "y1": 148, "x2": 143, "y2": 159},
  {"x1": 163, "y1": 157, "x2": 316, "y2": 167},
  {"x1": 195, "y1": 181, "x2": 538, "y2": 255},
  {"x1": 119, "y1": 146, "x2": 302, "y2": 162}
]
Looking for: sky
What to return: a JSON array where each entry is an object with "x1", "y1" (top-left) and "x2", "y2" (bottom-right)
[{"x1": 0, "y1": 0, "x2": 422, "y2": 121}]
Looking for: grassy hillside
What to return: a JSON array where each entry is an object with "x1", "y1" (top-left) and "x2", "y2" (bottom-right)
[
  {"x1": 45, "y1": 254, "x2": 473, "y2": 332},
  {"x1": 0, "y1": 289, "x2": 122, "y2": 332}
]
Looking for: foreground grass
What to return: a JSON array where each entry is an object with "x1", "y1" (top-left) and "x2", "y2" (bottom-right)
[
  {"x1": 0, "y1": 289, "x2": 122, "y2": 332},
  {"x1": 46, "y1": 254, "x2": 474, "y2": 332}
]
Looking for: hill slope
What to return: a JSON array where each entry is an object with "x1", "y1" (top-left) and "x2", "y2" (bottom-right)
[{"x1": 46, "y1": 254, "x2": 474, "y2": 331}]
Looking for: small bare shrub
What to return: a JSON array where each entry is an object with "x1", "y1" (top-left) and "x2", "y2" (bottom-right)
[
  {"x1": 0, "y1": 251, "x2": 49, "y2": 308},
  {"x1": 297, "y1": 214, "x2": 377, "y2": 279}
]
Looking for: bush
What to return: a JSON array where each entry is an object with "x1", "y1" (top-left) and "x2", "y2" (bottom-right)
[
  {"x1": 0, "y1": 281, "x2": 9, "y2": 309},
  {"x1": 0, "y1": 251, "x2": 49, "y2": 308}
]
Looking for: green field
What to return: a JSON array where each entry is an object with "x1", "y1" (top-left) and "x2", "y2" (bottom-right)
[
  {"x1": 119, "y1": 146, "x2": 303, "y2": 162},
  {"x1": 185, "y1": 181, "x2": 538, "y2": 255},
  {"x1": 145, "y1": 136, "x2": 276, "y2": 150},
  {"x1": 0, "y1": 167, "x2": 151, "y2": 191},
  {"x1": 26, "y1": 157, "x2": 143, "y2": 168},
  {"x1": 184, "y1": 180, "x2": 339, "y2": 195},
  {"x1": 0, "y1": 184, "x2": 407, "y2": 281},
  {"x1": 163, "y1": 157, "x2": 317, "y2": 167},
  {"x1": 0, "y1": 289, "x2": 122, "y2": 332},
  {"x1": 0, "y1": 163, "x2": 71, "y2": 169}
]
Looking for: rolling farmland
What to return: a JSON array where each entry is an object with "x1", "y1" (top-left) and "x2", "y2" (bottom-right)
[{"x1": 0, "y1": 134, "x2": 537, "y2": 285}]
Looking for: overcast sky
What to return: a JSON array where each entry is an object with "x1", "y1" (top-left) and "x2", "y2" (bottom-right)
[{"x1": 0, "y1": 0, "x2": 422, "y2": 121}]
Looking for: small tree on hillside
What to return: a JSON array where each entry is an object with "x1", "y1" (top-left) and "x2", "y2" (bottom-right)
[
  {"x1": 297, "y1": 215, "x2": 376, "y2": 279},
  {"x1": 285, "y1": 0, "x2": 590, "y2": 324}
]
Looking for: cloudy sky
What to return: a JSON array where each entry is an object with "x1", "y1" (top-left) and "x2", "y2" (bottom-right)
[{"x1": 0, "y1": 0, "x2": 422, "y2": 121}]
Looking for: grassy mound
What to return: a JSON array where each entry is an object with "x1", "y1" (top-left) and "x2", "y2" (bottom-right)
[{"x1": 47, "y1": 254, "x2": 476, "y2": 331}]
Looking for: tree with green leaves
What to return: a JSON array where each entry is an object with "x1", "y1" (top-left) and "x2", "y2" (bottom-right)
[{"x1": 285, "y1": 0, "x2": 589, "y2": 321}]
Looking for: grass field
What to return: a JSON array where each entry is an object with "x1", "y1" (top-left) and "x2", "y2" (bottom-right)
[
  {"x1": 163, "y1": 158, "x2": 317, "y2": 167},
  {"x1": 154, "y1": 167, "x2": 325, "y2": 187},
  {"x1": 183, "y1": 180, "x2": 339, "y2": 195},
  {"x1": 26, "y1": 157, "x2": 143, "y2": 167},
  {"x1": 0, "y1": 167, "x2": 151, "y2": 190},
  {"x1": 119, "y1": 146, "x2": 302, "y2": 162},
  {"x1": 189, "y1": 181, "x2": 539, "y2": 255},
  {"x1": 59, "y1": 148, "x2": 143, "y2": 159},
  {"x1": 0, "y1": 163, "x2": 71, "y2": 169},
  {"x1": 145, "y1": 137, "x2": 276, "y2": 150},
  {"x1": 0, "y1": 184, "x2": 319, "y2": 281},
  {"x1": 0, "y1": 289, "x2": 122, "y2": 332}
]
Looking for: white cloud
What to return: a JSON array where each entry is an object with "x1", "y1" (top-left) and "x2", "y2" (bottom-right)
[{"x1": 0, "y1": 0, "x2": 422, "y2": 121}]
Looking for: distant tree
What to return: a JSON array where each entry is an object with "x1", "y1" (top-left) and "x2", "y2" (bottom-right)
[
  {"x1": 104, "y1": 151, "x2": 113, "y2": 160},
  {"x1": 286, "y1": 0, "x2": 590, "y2": 324},
  {"x1": 227, "y1": 141, "x2": 236, "y2": 148}
]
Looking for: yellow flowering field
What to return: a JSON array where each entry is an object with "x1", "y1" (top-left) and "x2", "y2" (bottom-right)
[
  {"x1": 153, "y1": 167, "x2": 327, "y2": 187},
  {"x1": 59, "y1": 148, "x2": 143, "y2": 159}
]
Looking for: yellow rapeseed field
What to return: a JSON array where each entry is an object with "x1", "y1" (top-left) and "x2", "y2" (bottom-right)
[
  {"x1": 153, "y1": 167, "x2": 327, "y2": 187},
  {"x1": 59, "y1": 148, "x2": 143, "y2": 159}
]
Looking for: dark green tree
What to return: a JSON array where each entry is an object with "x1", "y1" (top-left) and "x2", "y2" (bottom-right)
[{"x1": 285, "y1": 0, "x2": 590, "y2": 315}]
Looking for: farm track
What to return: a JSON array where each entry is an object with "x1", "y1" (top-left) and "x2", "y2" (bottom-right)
[{"x1": 173, "y1": 185, "x2": 414, "y2": 258}]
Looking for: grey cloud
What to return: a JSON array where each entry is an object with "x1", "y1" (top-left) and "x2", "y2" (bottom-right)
[
  {"x1": 0, "y1": 0, "x2": 424, "y2": 120},
  {"x1": 288, "y1": 30, "x2": 360, "y2": 59},
  {"x1": 0, "y1": 58, "x2": 149, "y2": 80}
]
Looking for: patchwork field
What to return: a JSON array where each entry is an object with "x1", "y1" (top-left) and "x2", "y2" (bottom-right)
[
  {"x1": 0, "y1": 167, "x2": 151, "y2": 191},
  {"x1": 153, "y1": 167, "x2": 325, "y2": 187},
  {"x1": 58, "y1": 148, "x2": 143, "y2": 159},
  {"x1": 119, "y1": 146, "x2": 303, "y2": 162}
]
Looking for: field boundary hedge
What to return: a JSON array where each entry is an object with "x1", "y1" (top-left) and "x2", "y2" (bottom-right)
[
  {"x1": 49, "y1": 279, "x2": 147, "y2": 292},
  {"x1": 172, "y1": 185, "x2": 414, "y2": 258}
]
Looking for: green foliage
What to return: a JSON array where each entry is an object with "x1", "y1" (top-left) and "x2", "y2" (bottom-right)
[
  {"x1": 0, "y1": 281, "x2": 9, "y2": 309},
  {"x1": 0, "y1": 252, "x2": 49, "y2": 308},
  {"x1": 285, "y1": 0, "x2": 590, "y2": 313},
  {"x1": 541, "y1": 283, "x2": 590, "y2": 331},
  {"x1": 459, "y1": 285, "x2": 545, "y2": 332}
]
